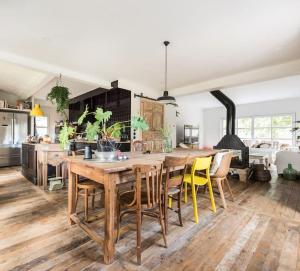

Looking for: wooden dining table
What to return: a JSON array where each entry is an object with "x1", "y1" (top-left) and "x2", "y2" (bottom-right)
[{"x1": 65, "y1": 149, "x2": 219, "y2": 265}]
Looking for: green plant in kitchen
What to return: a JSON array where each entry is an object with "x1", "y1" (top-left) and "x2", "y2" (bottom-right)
[
  {"x1": 58, "y1": 105, "x2": 149, "y2": 149},
  {"x1": 58, "y1": 122, "x2": 75, "y2": 148},
  {"x1": 160, "y1": 125, "x2": 173, "y2": 153},
  {"x1": 47, "y1": 74, "x2": 70, "y2": 120}
]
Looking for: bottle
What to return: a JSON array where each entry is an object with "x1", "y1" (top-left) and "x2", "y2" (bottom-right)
[{"x1": 283, "y1": 164, "x2": 297, "y2": 180}]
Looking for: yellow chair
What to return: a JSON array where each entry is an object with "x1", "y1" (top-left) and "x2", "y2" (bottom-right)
[{"x1": 184, "y1": 157, "x2": 216, "y2": 223}]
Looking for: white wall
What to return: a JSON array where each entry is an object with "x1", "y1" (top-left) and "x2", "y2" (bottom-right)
[
  {"x1": 0, "y1": 89, "x2": 22, "y2": 106},
  {"x1": 203, "y1": 97, "x2": 300, "y2": 147}
]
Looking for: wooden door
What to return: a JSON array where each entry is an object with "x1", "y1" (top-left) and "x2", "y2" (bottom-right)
[{"x1": 140, "y1": 99, "x2": 164, "y2": 141}]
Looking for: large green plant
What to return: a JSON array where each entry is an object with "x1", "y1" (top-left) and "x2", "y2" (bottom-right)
[
  {"x1": 59, "y1": 106, "x2": 149, "y2": 147},
  {"x1": 47, "y1": 85, "x2": 70, "y2": 119}
]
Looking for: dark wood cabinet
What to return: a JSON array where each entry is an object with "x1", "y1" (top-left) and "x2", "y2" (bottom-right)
[
  {"x1": 22, "y1": 143, "x2": 37, "y2": 184},
  {"x1": 69, "y1": 86, "x2": 131, "y2": 146}
]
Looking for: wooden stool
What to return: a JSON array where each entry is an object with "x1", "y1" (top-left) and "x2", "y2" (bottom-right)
[{"x1": 75, "y1": 176, "x2": 103, "y2": 222}]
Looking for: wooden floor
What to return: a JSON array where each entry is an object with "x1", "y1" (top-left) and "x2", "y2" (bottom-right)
[{"x1": 1, "y1": 168, "x2": 300, "y2": 271}]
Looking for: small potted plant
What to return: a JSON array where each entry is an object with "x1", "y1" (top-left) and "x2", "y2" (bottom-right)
[{"x1": 59, "y1": 106, "x2": 149, "y2": 160}]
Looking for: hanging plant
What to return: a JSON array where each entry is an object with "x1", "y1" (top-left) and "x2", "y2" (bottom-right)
[{"x1": 47, "y1": 74, "x2": 70, "y2": 120}]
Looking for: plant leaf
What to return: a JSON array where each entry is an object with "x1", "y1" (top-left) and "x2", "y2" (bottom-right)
[
  {"x1": 94, "y1": 107, "x2": 112, "y2": 123},
  {"x1": 131, "y1": 115, "x2": 149, "y2": 131},
  {"x1": 58, "y1": 122, "x2": 75, "y2": 148},
  {"x1": 78, "y1": 105, "x2": 89, "y2": 125},
  {"x1": 85, "y1": 121, "x2": 100, "y2": 141}
]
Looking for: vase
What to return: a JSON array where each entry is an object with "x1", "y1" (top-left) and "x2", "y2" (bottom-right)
[
  {"x1": 163, "y1": 138, "x2": 173, "y2": 153},
  {"x1": 283, "y1": 164, "x2": 297, "y2": 180},
  {"x1": 95, "y1": 139, "x2": 117, "y2": 161}
]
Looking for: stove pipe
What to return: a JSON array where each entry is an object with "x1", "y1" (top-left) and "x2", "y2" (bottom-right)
[{"x1": 210, "y1": 90, "x2": 236, "y2": 135}]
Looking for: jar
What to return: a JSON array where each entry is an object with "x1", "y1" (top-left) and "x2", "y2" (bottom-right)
[{"x1": 283, "y1": 164, "x2": 297, "y2": 180}]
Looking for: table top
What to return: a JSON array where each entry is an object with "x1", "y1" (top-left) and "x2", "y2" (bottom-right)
[{"x1": 64, "y1": 149, "x2": 219, "y2": 174}]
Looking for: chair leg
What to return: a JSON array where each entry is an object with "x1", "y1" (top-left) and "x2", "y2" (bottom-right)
[
  {"x1": 92, "y1": 188, "x2": 95, "y2": 209},
  {"x1": 207, "y1": 179, "x2": 217, "y2": 213},
  {"x1": 84, "y1": 189, "x2": 89, "y2": 221},
  {"x1": 159, "y1": 205, "x2": 168, "y2": 248},
  {"x1": 177, "y1": 192, "x2": 183, "y2": 227},
  {"x1": 136, "y1": 211, "x2": 142, "y2": 265},
  {"x1": 165, "y1": 195, "x2": 169, "y2": 235},
  {"x1": 216, "y1": 179, "x2": 227, "y2": 209},
  {"x1": 184, "y1": 182, "x2": 188, "y2": 203},
  {"x1": 225, "y1": 177, "x2": 234, "y2": 201},
  {"x1": 191, "y1": 184, "x2": 198, "y2": 223},
  {"x1": 75, "y1": 187, "x2": 79, "y2": 212}
]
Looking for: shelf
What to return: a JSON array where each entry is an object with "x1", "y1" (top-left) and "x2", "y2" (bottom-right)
[{"x1": 0, "y1": 108, "x2": 30, "y2": 113}]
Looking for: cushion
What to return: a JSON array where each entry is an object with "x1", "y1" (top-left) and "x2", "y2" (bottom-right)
[{"x1": 210, "y1": 152, "x2": 228, "y2": 175}]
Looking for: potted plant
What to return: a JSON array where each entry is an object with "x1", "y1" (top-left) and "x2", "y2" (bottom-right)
[
  {"x1": 161, "y1": 125, "x2": 173, "y2": 153},
  {"x1": 47, "y1": 74, "x2": 70, "y2": 120},
  {"x1": 59, "y1": 106, "x2": 149, "y2": 159}
]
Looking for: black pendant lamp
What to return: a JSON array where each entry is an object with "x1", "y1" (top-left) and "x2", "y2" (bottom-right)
[{"x1": 157, "y1": 41, "x2": 176, "y2": 104}]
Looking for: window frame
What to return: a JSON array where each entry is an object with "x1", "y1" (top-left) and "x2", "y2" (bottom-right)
[
  {"x1": 34, "y1": 116, "x2": 49, "y2": 137},
  {"x1": 221, "y1": 113, "x2": 295, "y2": 146}
]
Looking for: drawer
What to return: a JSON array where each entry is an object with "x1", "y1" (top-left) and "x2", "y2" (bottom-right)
[{"x1": 47, "y1": 151, "x2": 67, "y2": 161}]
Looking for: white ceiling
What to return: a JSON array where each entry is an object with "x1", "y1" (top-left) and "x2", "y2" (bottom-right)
[
  {"x1": 177, "y1": 75, "x2": 300, "y2": 109},
  {"x1": 0, "y1": 0, "x2": 299, "y2": 98}
]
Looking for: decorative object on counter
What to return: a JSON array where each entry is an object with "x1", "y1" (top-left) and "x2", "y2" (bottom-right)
[
  {"x1": 58, "y1": 105, "x2": 149, "y2": 161},
  {"x1": 84, "y1": 145, "x2": 93, "y2": 160},
  {"x1": 283, "y1": 163, "x2": 297, "y2": 180},
  {"x1": 47, "y1": 73, "x2": 70, "y2": 120},
  {"x1": 161, "y1": 125, "x2": 173, "y2": 153},
  {"x1": 30, "y1": 104, "x2": 44, "y2": 116}
]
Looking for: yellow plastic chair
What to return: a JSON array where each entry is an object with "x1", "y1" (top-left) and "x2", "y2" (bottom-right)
[{"x1": 183, "y1": 157, "x2": 216, "y2": 223}]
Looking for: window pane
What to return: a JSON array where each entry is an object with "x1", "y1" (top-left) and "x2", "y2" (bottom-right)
[
  {"x1": 36, "y1": 127, "x2": 48, "y2": 137},
  {"x1": 36, "y1": 117, "x2": 48, "y2": 127},
  {"x1": 237, "y1": 128, "x2": 251, "y2": 138},
  {"x1": 272, "y1": 128, "x2": 292, "y2": 139},
  {"x1": 238, "y1": 118, "x2": 252, "y2": 128},
  {"x1": 272, "y1": 115, "x2": 292, "y2": 127},
  {"x1": 254, "y1": 117, "x2": 271, "y2": 128},
  {"x1": 254, "y1": 128, "x2": 271, "y2": 139}
]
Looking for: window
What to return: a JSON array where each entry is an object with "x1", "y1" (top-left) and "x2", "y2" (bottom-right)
[
  {"x1": 222, "y1": 118, "x2": 252, "y2": 139},
  {"x1": 221, "y1": 114, "x2": 294, "y2": 146},
  {"x1": 35, "y1": 116, "x2": 48, "y2": 137}
]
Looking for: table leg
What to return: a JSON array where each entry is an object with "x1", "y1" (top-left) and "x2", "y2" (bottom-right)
[
  {"x1": 43, "y1": 163, "x2": 48, "y2": 190},
  {"x1": 68, "y1": 164, "x2": 76, "y2": 225},
  {"x1": 103, "y1": 174, "x2": 116, "y2": 264}
]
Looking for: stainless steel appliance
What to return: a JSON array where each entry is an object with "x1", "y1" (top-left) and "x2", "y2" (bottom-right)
[{"x1": 0, "y1": 111, "x2": 29, "y2": 167}]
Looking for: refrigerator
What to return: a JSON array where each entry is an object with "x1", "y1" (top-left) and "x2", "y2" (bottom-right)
[{"x1": 0, "y1": 111, "x2": 29, "y2": 167}]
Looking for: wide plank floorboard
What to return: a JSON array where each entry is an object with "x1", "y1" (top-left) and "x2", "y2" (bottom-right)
[{"x1": 1, "y1": 167, "x2": 300, "y2": 270}]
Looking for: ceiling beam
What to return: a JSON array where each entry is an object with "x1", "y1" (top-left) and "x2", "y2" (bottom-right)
[
  {"x1": 0, "y1": 50, "x2": 111, "y2": 93},
  {"x1": 170, "y1": 58, "x2": 300, "y2": 96}
]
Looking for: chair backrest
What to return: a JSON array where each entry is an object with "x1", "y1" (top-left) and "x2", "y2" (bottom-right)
[
  {"x1": 164, "y1": 156, "x2": 188, "y2": 188},
  {"x1": 132, "y1": 140, "x2": 144, "y2": 152},
  {"x1": 191, "y1": 156, "x2": 212, "y2": 176},
  {"x1": 133, "y1": 163, "x2": 163, "y2": 209},
  {"x1": 214, "y1": 152, "x2": 233, "y2": 178}
]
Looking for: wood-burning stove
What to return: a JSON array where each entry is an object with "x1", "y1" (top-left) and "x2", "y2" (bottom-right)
[{"x1": 210, "y1": 90, "x2": 249, "y2": 169}]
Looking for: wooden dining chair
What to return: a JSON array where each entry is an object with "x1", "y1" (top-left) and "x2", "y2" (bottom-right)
[
  {"x1": 116, "y1": 163, "x2": 167, "y2": 265},
  {"x1": 163, "y1": 156, "x2": 188, "y2": 234},
  {"x1": 72, "y1": 151, "x2": 104, "y2": 222},
  {"x1": 183, "y1": 157, "x2": 216, "y2": 224},
  {"x1": 132, "y1": 140, "x2": 145, "y2": 152},
  {"x1": 210, "y1": 152, "x2": 234, "y2": 209}
]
